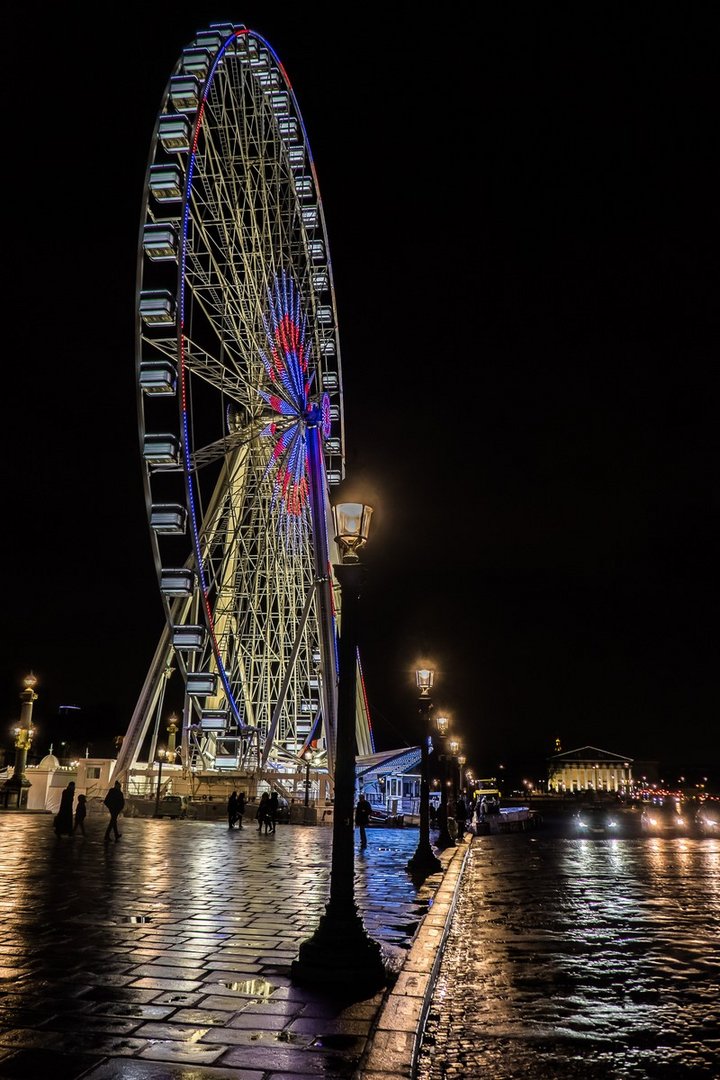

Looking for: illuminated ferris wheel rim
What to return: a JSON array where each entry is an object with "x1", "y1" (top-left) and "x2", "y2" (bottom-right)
[{"x1": 136, "y1": 22, "x2": 345, "y2": 762}]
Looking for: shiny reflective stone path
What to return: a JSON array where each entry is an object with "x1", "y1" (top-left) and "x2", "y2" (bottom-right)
[
  {"x1": 416, "y1": 831, "x2": 720, "y2": 1080},
  {"x1": 0, "y1": 813, "x2": 464, "y2": 1080}
]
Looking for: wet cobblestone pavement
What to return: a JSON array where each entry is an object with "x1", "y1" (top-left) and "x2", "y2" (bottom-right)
[
  {"x1": 416, "y1": 832, "x2": 720, "y2": 1079},
  {"x1": 0, "y1": 813, "x2": 456, "y2": 1080}
]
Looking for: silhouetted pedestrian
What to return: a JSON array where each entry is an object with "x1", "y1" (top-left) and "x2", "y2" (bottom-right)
[
  {"x1": 103, "y1": 781, "x2": 125, "y2": 843},
  {"x1": 236, "y1": 791, "x2": 246, "y2": 828},
  {"x1": 227, "y1": 790, "x2": 239, "y2": 829},
  {"x1": 268, "y1": 791, "x2": 279, "y2": 833},
  {"x1": 73, "y1": 793, "x2": 88, "y2": 836},
  {"x1": 256, "y1": 792, "x2": 271, "y2": 833},
  {"x1": 54, "y1": 781, "x2": 75, "y2": 836},
  {"x1": 355, "y1": 794, "x2": 371, "y2": 849}
]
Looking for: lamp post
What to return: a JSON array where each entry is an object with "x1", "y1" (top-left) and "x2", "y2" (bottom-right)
[
  {"x1": 449, "y1": 738, "x2": 460, "y2": 804},
  {"x1": 292, "y1": 502, "x2": 386, "y2": 993},
  {"x1": 153, "y1": 748, "x2": 167, "y2": 817},
  {"x1": 406, "y1": 669, "x2": 443, "y2": 878},
  {"x1": 301, "y1": 747, "x2": 321, "y2": 817},
  {"x1": 434, "y1": 716, "x2": 456, "y2": 849},
  {"x1": 457, "y1": 754, "x2": 467, "y2": 799},
  {"x1": 1, "y1": 674, "x2": 38, "y2": 810}
]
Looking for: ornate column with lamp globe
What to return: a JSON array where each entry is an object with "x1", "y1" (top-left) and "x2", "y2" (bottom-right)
[
  {"x1": 434, "y1": 716, "x2": 456, "y2": 849},
  {"x1": 1, "y1": 674, "x2": 38, "y2": 810},
  {"x1": 449, "y1": 737, "x2": 460, "y2": 804},
  {"x1": 153, "y1": 748, "x2": 168, "y2": 817},
  {"x1": 406, "y1": 668, "x2": 443, "y2": 879},
  {"x1": 457, "y1": 753, "x2": 467, "y2": 800},
  {"x1": 292, "y1": 502, "x2": 386, "y2": 993}
]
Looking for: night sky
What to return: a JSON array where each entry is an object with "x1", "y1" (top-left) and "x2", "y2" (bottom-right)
[{"x1": 3, "y1": 5, "x2": 717, "y2": 788}]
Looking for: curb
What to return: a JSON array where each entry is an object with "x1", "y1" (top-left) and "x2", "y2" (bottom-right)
[{"x1": 355, "y1": 837, "x2": 472, "y2": 1080}]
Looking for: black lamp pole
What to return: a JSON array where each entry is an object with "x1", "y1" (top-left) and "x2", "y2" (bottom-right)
[
  {"x1": 407, "y1": 674, "x2": 442, "y2": 879},
  {"x1": 435, "y1": 725, "x2": 456, "y2": 850},
  {"x1": 304, "y1": 757, "x2": 311, "y2": 808},
  {"x1": 292, "y1": 507, "x2": 386, "y2": 993},
  {"x1": 153, "y1": 752, "x2": 165, "y2": 817}
]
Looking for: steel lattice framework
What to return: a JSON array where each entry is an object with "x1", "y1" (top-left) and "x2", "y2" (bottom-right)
[{"x1": 114, "y1": 22, "x2": 373, "y2": 789}]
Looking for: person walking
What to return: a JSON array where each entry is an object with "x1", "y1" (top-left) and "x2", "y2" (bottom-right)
[
  {"x1": 268, "y1": 791, "x2": 279, "y2": 834},
  {"x1": 103, "y1": 780, "x2": 125, "y2": 843},
  {"x1": 256, "y1": 792, "x2": 271, "y2": 833},
  {"x1": 236, "y1": 791, "x2": 246, "y2": 828},
  {"x1": 54, "y1": 781, "x2": 75, "y2": 837},
  {"x1": 73, "y1": 793, "x2": 88, "y2": 836},
  {"x1": 227, "y1": 790, "x2": 239, "y2": 829},
  {"x1": 355, "y1": 793, "x2": 372, "y2": 850}
]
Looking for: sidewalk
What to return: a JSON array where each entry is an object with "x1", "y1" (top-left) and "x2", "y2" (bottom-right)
[{"x1": 0, "y1": 812, "x2": 469, "y2": 1079}]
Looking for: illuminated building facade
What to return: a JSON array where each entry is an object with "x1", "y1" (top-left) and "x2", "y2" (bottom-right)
[{"x1": 547, "y1": 745, "x2": 633, "y2": 794}]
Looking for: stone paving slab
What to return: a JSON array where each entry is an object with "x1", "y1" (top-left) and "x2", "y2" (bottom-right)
[{"x1": 0, "y1": 813, "x2": 467, "y2": 1079}]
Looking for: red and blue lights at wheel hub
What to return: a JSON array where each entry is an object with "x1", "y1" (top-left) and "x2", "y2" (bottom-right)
[{"x1": 259, "y1": 270, "x2": 331, "y2": 551}]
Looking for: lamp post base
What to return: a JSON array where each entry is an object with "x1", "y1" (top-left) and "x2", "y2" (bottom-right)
[
  {"x1": 291, "y1": 905, "x2": 387, "y2": 995},
  {"x1": 406, "y1": 841, "x2": 442, "y2": 878}
]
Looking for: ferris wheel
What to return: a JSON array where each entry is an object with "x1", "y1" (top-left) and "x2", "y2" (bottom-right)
[{"x1": 114, "y1": 22, "x2": 370, "y2": 786}]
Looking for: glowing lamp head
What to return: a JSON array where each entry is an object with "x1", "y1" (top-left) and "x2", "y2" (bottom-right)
[
  {"x1": 416, "y1": 668, "x2": 434, "y2": 696},
  {"x1": 435, "y1": 715, "x2": 449, "y2": 736},
  {"x1": 332, "y1": 502, "x2": 373, "y2": 562}
]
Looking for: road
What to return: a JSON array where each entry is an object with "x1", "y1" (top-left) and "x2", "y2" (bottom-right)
[{"x1": 416, "y1": 830, "x2": 720, "y2": 1079}]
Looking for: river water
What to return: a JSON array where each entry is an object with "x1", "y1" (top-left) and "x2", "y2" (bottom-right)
[{"x1": 416, "y1": 831, "x2": 720, "y2": 1079}]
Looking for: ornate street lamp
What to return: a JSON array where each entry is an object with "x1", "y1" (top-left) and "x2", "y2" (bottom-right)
[
  {"x1": 301, "y1": 747, "x2": 322, "y2": 811},
  {"x1": 449, "y1": 738, "x2": 460, "y2": 803},
  {"x1": 457, "y1": 754, "x2": 467, "y2": 797},
  {"x1": 153, "y1": 747, "x2": 168, "y2": 817},
  {"x1": 406, "y1": 668, "x2": 443, "y2": 878},
  {"x1": 292, "y1": 502, "x2": 386, "y2": 993},
  {"x1": 1, "y1": 674, "x2": 37, "y2": 810},
  {"x1": 434, "y1": 716, "x2": 456, "y2": 849}
]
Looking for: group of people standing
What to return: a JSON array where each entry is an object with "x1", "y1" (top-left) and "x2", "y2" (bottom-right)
[
  {"x1": 441, "y1": 792, "x2": 501, "y2": 840},
  {"x1": 52, "y1": 780, "x2": 125, "y2": 843},
  {"x1": 227, "y1": 789, "x2": 281, "y2": 833}
]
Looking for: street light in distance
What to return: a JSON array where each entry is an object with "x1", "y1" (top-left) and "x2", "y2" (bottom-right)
[{"x1": 406, "y1": 667, "x2": 443, "y2": 879}]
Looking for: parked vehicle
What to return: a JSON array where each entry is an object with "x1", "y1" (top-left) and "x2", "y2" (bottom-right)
[
  {"x1": 640, "y1": 800, "x2": 690, "y2": 836},
  {"x1": 573, "y1": 803, "x2": 624, "y2": 836},
  {"x1": 155, "y1": 795, "x2": 192, "y2": 819}
]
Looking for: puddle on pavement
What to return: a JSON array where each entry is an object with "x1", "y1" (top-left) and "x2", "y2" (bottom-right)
[{"x1": 219, "y1": 977, "x2": 276, "y2": 997}]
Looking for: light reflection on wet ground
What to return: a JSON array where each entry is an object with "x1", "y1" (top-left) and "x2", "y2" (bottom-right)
[{"x1": 416, "y1": 835, "x2": 720, "y2": 1079}]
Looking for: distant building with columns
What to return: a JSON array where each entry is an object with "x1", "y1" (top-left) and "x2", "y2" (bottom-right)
[{"x1": 547, "y1": 745, "x2": 633, "y2": 794}]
